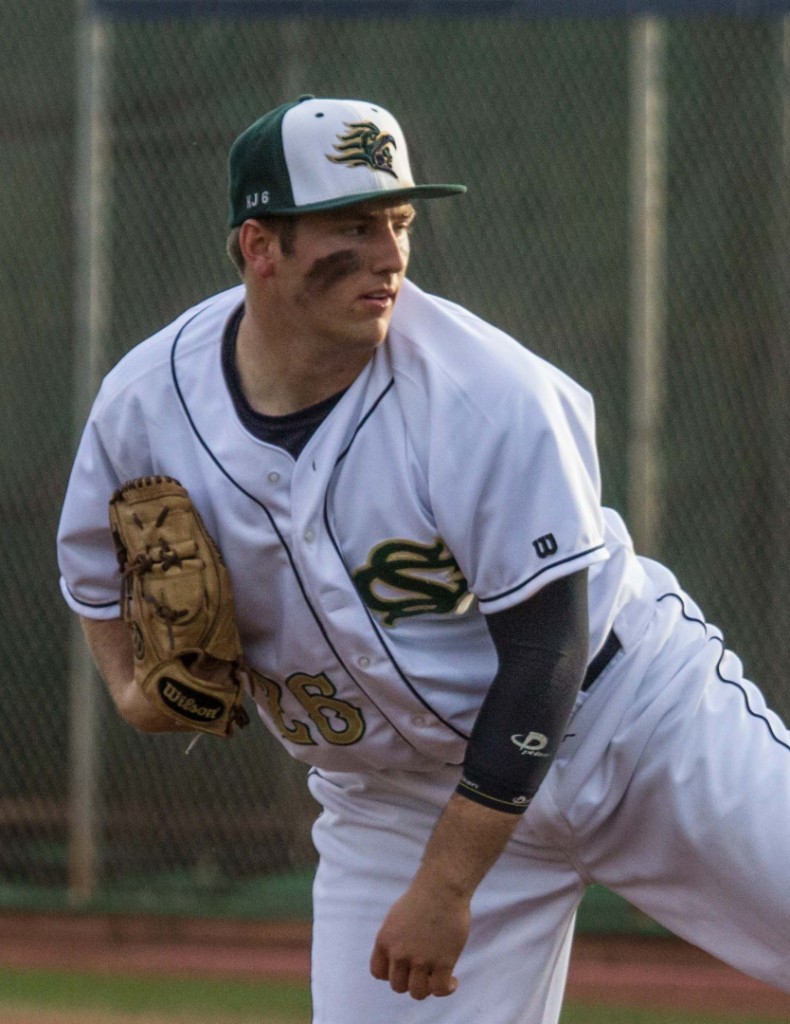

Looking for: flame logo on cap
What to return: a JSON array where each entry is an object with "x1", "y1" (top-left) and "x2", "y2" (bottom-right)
[{"x1": 326, "y1": 121, "x2": 398, "y2": 178}]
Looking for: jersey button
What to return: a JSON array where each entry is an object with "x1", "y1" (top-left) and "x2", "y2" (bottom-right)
[
  {"x1": 357, "y1": 656, "x2": 370, "y2": 669},
  {"x1": 304, "y1": 528, "x2": 315, "y2": 543},
  {"x1": 267, "y1": 471, "x2": 280, "y2": 484}
]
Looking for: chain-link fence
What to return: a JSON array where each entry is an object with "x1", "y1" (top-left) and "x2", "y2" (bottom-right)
[{"x1": 3, "y1": 1, "x2": 790, "y2": 918}]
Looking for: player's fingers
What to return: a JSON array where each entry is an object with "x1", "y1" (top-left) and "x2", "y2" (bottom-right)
[
  {"x1": 428, "y1": 967, "x2": 459, "y2": 998},
  {"x1": 370, "y1": 941, "x2": 459, "y2": 1000},
  {"x1": 369, "y1": 944, "x2": 389, "y2": 981},
  {"x1": 388, "y1": 957, "x2": 411, "y2": 994},
  {"x1": 405, "y1": 964, "x2": 431, "y2": 1001}
]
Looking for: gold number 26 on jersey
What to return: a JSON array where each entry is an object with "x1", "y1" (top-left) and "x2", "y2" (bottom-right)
[{"x1": 251, "y1": 671, "x2": 366, "y2": 747}]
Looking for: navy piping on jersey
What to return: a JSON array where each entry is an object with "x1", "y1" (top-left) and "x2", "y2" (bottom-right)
[
  {"x1": 65, "y1": 584, "x2": 119, "y2": 610},
  {"x1": 333, "y1": 379, "x2": 395, "y2": 465},
  {"x1": 477, "y1": 543, "x2": 606, "y2": 606},
  {"x1": 324, "y1": 406, "x2": 470, "y2": 744},
  {"x1": 658, "y1": 592, "x2": 790, "y2": 754},
  {"x1": 323, "y1": 432, "x2": 473, "y2": 745},
  {"x1": 168, "y1": 301, "x2": 430, "y2": 755}
]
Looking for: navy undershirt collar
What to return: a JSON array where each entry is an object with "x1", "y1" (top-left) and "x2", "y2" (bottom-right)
[{"x1": 221, "y1": 304, "x2": 348, "y2": 459}]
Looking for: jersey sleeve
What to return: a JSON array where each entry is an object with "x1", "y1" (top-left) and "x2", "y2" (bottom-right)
[
  {"x1": 57, "y1": 385, "x2": 152, "y2": 619},
  {"x1": 425, "y1": 351, "x2": 608, "y2": 614},
  {"x1": 57, "y1": 285, "x2": 251, "y2": 620}
]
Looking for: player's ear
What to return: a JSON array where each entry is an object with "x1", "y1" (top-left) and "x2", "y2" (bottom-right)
[{"x1": 238, "y1": 219, "x2": 281, "y2": 280}]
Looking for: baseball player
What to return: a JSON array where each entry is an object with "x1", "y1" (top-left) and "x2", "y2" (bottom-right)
[{"x1": 58, "y1": 95, "x2": 790, "y2": 1023}]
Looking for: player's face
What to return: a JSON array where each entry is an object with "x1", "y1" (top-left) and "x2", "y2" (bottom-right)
[{"x1": 273, "y1": 200, "x2": 414, "y2": 353}]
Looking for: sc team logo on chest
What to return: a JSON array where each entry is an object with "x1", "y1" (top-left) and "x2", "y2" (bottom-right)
[
  {"x1": 352, "y1": 538, "x2": 473, "y2": 626},
  {"x1": 252, "y1": 539, "x2": 471, "y2": 751}
]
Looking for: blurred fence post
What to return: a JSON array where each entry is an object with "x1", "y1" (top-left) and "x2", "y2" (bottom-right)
[
  {"x1": 773, "y1": 19, "x2": 790, "y2": 680},
  {"x1": 627, "y1": 15, "x2": 667, "y2": 559},
  {"x1": 68, "y1": 0, "x2": 113, "y2": 905}
]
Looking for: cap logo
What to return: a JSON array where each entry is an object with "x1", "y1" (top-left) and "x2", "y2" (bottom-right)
[{"x1": 326, "y1": 121, "x2": 398, "y2": 179}]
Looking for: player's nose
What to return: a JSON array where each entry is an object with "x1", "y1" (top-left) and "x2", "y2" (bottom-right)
[{"x1": 370, "y1": 223, "x2": 409, "y2": 275}]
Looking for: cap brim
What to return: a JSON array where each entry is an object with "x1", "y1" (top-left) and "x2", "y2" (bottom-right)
[{"x1": 255, "y1": 184, "x2": 467, "y2": 217}]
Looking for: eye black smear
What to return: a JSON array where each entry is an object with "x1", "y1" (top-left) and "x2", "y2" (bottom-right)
[{"x1": 305, "y1": 250, "x2": 362, "y2": 293}]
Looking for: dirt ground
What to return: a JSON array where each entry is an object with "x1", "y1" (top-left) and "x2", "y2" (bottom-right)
[{"x1": 2, "y1": 912, "x2": 790, "y2": 1021}]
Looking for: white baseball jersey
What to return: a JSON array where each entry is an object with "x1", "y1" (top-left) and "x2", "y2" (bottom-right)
[{"x1": 58, "y1": 279, "x2": 654, "y2": 773}]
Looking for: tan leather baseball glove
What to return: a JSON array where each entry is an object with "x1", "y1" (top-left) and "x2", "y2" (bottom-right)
[{"x1": 108, "y1": 476, "x2": 250, "y2": 737}]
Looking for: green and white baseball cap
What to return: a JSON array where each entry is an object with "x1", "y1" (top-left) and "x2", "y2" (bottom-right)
[{"x1": 228, "y1": 95, "x2": 466, "y2": 226}]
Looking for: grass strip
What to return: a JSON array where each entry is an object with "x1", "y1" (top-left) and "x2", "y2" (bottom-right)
[
  {"x1": 0, "y1": 967, "x2": 784, "y2": 1024},
  {"x1": 0, "y1": 967, "x2": 310, "y2": 1021},
  {"x1": 560, "y1": 1004, "x2": 784, "y2": 1024}
]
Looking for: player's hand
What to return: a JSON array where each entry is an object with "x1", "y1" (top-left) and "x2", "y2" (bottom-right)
[{"x1": 369, "y1": 879, "x2": 470, "y2": 999}]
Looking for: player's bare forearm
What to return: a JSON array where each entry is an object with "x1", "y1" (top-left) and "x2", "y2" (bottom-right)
[
  {"x1": 79, "y1": 616, "x2": 190, "y2": 733},
  {"x1": 369, "y1": 792, "x2": 521, "y2": 1000},
  {"x1": 414, "y1": 792, "x2": 521, "y2": 896}
]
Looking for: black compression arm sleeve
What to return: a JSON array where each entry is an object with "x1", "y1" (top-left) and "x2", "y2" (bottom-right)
[{"x1": 456, "y1": 569, "x2": 590, "y2": 814}]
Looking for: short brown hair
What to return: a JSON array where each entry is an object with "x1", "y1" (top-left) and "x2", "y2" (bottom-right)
[{"x1": 225, "y1": 217, "x2": 298, "y2": 277}]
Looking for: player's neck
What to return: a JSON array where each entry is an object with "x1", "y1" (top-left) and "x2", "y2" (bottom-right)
[{"x1": 235, "y1": 306, "x2": 370, "y2": 416}]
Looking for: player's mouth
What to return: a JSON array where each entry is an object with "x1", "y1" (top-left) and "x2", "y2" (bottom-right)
[{"x1": 357, "y1": 287, "x2": 397, "y2": 312}]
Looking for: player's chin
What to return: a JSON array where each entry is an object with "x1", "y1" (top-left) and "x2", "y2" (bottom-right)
[{"x1": 349, "y1": 311, "x2": 393, "y2": 347}]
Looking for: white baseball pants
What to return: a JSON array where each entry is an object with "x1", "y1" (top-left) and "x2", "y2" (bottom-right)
[{"x1": 308, "y1": 585, "x2": 790, "y2": 1023}]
